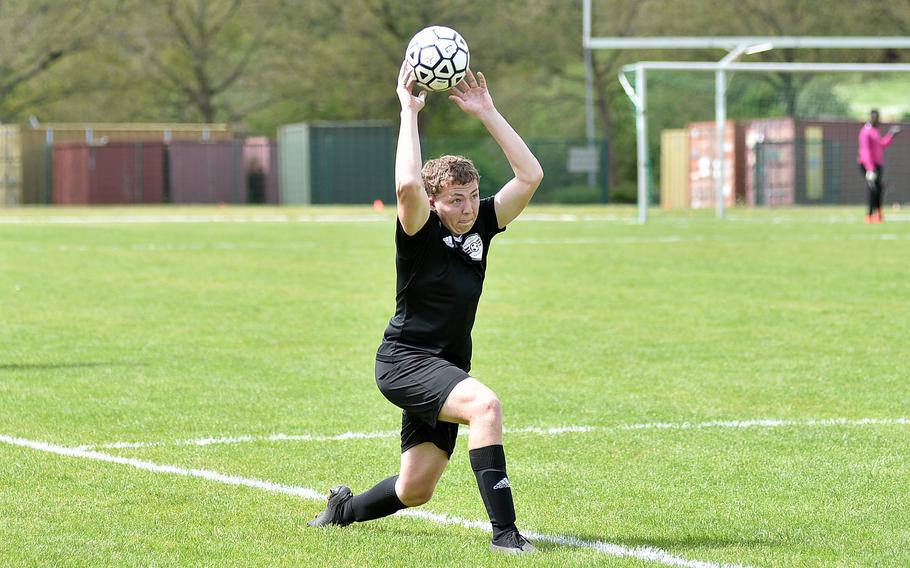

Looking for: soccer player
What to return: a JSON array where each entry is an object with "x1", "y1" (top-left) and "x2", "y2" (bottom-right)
[
  {"x1": 858, "y1": 109, "x2": 900, "y2": 224},
  {"x1": 308, "y1": 61, "x2": 543, "y2": 555}
]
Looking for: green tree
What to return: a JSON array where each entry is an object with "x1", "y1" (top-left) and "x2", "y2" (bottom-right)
[
  {"x1": 121, "y1": 0, "x2": 289, "y2": 124},
  {"x1": 0, "y1": 0, "x2": 127, "y2": 121}
]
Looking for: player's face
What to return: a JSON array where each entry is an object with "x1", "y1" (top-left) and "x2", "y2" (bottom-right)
[{"x1": 430, "y1": 180, "x2": 480, "y2": 235}]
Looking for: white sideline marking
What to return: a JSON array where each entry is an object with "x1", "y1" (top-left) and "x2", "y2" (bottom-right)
[
  {"x1": 499, "y1": 234, "x2": 910, "y2": 246},
  {"x1": 76, "y1": 418, "x2": 909, "y2": 451},
  {"x1": 77, "y1": 425, "x2": 594, "y2": 451},
  {"x1": 0, "y1": 214, "x2": 389, "y2": 225},
  {"x1": 617, "y1": 417, "x2": 910, "y2": 430},
  {"x1": 0, "y1": 433, "x2": 749, "y2": 568},
  {"x1": 22, "y1": 242, "x2": 316, "y2": 253},
  {"x1": 0, "y1": 434, "x2": 323, "y2": 501}
]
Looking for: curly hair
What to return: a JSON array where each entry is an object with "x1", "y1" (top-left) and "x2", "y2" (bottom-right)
[{"x1": 421, "y1": 155, "x2": 480, "y2": 197}]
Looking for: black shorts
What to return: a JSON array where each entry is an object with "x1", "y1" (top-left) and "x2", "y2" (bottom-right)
[{"x1": 375, "y1": 345, "x2": 470, "y2": 458}]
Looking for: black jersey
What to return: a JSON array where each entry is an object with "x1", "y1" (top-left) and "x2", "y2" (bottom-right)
[{"x1": 377, "y1": 196, "x2": 505, "y2": 371}]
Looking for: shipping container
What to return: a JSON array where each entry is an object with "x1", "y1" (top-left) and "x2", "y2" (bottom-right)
[
  {"x1": 745, "y1": 118, "x2": 910, "y2": 207},
  {"x1": 687, "y1": 120, "x2": 744, "y2": 209},
  {"x1": 1, "y1": 122, "x2": 231, "y2": 206},
  {"x1": 744, "y1": 118, "x2": 796, "y2": 206},
  {"x1": 279, "y1": 121, "x2": 395, "y2": 205},
  {"x1": 168, "y1": 140, "x2": 244, "y2": 204},
  {"x1": 52, "y1": 141, "x2": 166, "y2": 205},
  {"x1": 243, "y1": 137, "x2": 280, "y2": 204},
  {"x1": 660, "y1": 129, "x2": 689, "y2": 209}
]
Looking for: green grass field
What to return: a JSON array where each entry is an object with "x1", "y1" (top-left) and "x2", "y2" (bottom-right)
[{"x1": 1, "y1": 205, "x2": 908, "y2": 567}]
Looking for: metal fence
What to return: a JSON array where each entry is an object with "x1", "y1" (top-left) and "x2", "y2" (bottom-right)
[{"x1": 424, "y1": 136, "x2": 610, "y2": 203}]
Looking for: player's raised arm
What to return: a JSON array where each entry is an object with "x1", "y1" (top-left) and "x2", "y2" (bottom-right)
[
  {"x1": 395, "y1": 61, "x2": 430, "y2": 236},
  {"x1": 449, "y1": 69, "x2": 543, "y2": 229}
]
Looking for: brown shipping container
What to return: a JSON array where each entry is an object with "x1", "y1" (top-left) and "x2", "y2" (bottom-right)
[
  {"x1": 687, "y1": 121, "x2": 744, "y2": 209},
  {"x1": 745, "y1": 118, "x2": 910, "y2": 206},
  {"x1": 243, "y1": 137, "x2": 280, "y2": 204},
  {"x1": 797, "y1": 120, "x2": 910, "y2": 206},
  {"x1": 52, "y1": 141, "x2": 165, "y2": 205},
  {"x1": 168, "y1": 140, "x2": 244, "y2": 204},
  {"x1": 15, "y1": 123, "x2": 231, "y2": 204}
]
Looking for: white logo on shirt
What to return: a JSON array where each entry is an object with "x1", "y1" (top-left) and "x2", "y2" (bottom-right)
[
  {"x1": 462, "y1": 234, "x2": 483, "y2": 261},
  {"x1": 442, "y1": 235, "x2": 463, "y2": 249}
]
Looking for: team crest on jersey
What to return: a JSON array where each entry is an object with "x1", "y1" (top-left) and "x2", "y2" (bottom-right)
[{"x1": 461, "y1": 233, "x2": 483, "y2": 261}]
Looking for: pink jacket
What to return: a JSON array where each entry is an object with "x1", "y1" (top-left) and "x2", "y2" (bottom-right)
[{"x1": 858, "y1": 123, "x2": 894, "y2": 171}]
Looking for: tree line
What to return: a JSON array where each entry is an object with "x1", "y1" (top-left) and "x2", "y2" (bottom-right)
[{"x1": 2, "y1": 0, "x2": 909, "y2": 192}]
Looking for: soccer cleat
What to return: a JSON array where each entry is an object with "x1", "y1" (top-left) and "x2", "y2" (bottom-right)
[
  {"x1": 489, "y1": 530, "x2": 536, "y2": 554},
  {"x1": 307, "y1": 485, "x2": 353, "y2": 527}
]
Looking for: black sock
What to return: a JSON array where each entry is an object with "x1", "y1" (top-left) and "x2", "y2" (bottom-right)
[
  {"x1": 469, "y1": 444, "x2": 517, "y2": 540},
  {"x1": 341, "y1": 475, "x2": 406, "y2": 524}
]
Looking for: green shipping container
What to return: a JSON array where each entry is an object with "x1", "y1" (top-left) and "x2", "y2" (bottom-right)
[{"x1": 278, "y1": 121, "x2": 395, "y2": 205}]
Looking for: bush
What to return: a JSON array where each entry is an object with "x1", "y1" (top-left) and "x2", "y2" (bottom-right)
[
  {"x1": 608, "y1": 181, "x2": 638, "y2": 204},
  {"x1": 535, "y1": 184, "x2": 603, "y2": 204}
]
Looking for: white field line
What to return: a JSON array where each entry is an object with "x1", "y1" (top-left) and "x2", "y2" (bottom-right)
[
  {"x1": 76, "y1": 418, "x2": 910, "y2": 451},
  {"x1": 0, "y1": 214, "x2": 389, "y2": 224},
  {"x1": 499, "y1": 233, "x2": 910, "y2": 245},
  {"x1": 76, "y1": 425, "x2": 594, "y2": 451},
  {"x1": 1, "y1": 211, "x2": 908, "y2": 225},
  {"x1": 21, "y1": 242, "x2": 316, "y2": 253},
  {"x1": 0, "y1": 433, "x2": 749, "y2": 568}
]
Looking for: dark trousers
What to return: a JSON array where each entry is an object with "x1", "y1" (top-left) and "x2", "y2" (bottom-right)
[{"x1": 860, "y1": 164, "x2": 884, "y2": 215}]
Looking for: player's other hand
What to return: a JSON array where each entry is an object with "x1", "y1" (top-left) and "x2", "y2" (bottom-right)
[
  {"x1": 889, "y1": 125, "x2": 902, "y2": 135},
  {"x1": 865, "y1": 169, "x2": 878, "y2": 183},
  {"x1": 449, "y1": 69, "x2": 495, "y2": 117},
  {"x1": 397, "y1": 60, "x2": 427, "y2": 113}
]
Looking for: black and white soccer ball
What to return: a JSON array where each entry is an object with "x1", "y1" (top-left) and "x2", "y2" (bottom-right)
[{"x1": 405, "y1": 26, "x2": 470, "y2": 92}]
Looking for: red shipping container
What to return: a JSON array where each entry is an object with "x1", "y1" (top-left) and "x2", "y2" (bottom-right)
[
  {"x1": 52, "y1": 141, "x2": 165, "y2": 205},
  {"x1": 168, "y1": 140, "x2": 243, "y2": 204},
  {"x1": 744, "y1": 118, "x2": 796, "y2": 206}
]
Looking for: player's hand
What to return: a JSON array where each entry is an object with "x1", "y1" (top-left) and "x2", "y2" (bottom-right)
[
  {"x1": 865, "y1": 169, "x2": 877, "y2": 183},
  {"x1": 449, "y1": 69, "x2": 495, "y2": 117},
  {"x1": 889, "y1": 125, "x2": 901, "y2": 136},
  {"x1": 397, "y1": 60, "x2": 427, "y2": 113}
]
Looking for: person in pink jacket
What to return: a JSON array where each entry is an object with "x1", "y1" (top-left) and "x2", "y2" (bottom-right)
[{"x1": 858, "y1": 109, "x2": 900, "y2": 223}]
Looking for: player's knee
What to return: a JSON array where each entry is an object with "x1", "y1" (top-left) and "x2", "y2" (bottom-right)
[
  {"x1": 397, "y1": 481, "x2": 434, "y2": 506},
  {"x1": 472, "y1": 393, "x2": 502, "y2": 426}
]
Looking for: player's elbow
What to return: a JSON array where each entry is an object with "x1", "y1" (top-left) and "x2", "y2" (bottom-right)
[
  {"x1": 520, "y1": 166, "x2": 544, "y2": 190},
  {"x1": 529, "y1": 166, "x2": 544, "y2": 187}
]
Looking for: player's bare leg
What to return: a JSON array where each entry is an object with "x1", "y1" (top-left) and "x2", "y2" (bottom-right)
[
  {"x1": 439, "y1": 378, "x2": 535, "y2": 554},
  {"x1": 309, "y1": 442, "x2": 448, "y2": 527}
]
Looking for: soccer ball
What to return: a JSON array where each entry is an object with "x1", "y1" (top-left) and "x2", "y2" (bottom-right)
[{"x1": 405, "y1": 26, "x2": 470, "y2": 92}]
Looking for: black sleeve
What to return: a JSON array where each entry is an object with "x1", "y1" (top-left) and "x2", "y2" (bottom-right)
[
  {"x1": 479, "y1": 197, "x2": 506, "y2": 238},
  {"x1": 395, "y1": 214, "x2": 432, "y2": 260}
]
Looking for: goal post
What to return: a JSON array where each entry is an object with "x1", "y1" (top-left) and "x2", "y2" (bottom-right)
[{"x1": 581, "y1": 0, "x2": 910, "y2": 222}]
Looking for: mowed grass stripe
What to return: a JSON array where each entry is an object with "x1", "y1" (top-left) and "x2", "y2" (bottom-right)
[
  {"x1": 0, "y1": 434, "x2": 750, "y2": 568},
  {"x1": 1, "y1": 205, "x2": 908, "y2": 566}
]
